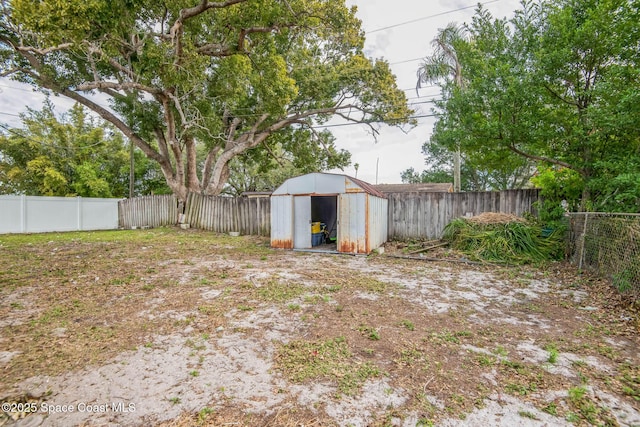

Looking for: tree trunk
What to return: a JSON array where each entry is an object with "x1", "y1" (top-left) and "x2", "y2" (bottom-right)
[
  {"x1": 453, "y1": 148, "x2": 461, "y2": 192},
  {"x1": 579, "y1": 186, "x2": 591, "y2": 212},
  {"x1": 164, "y1": 175, "x2": 189, "y2": 203},
  {"x1": 185, "y1": 135, "x2": 201, "y2": 192},
  {"x1": 205, "y1": 157, "x2": 231, "y2": 195}
]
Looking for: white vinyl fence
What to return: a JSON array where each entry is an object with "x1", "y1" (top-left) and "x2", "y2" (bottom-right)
[{"x1": 0, "y1": 195, "x2": 121, "y2": 234}]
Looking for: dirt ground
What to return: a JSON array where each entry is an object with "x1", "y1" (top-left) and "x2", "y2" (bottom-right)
[{"x1": 0, "y1": 228, "x2": 638, "y2": 427}]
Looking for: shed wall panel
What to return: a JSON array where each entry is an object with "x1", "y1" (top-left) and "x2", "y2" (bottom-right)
[
  {"x1": 270, "y1": 195, "x2": 293, "y2": 249},
  {"x1": 367, "y1": 196, "x2": 388, "y2": 251},
  {"x1": 338, "y1": 193, "x2": 366, "y2": 254},
  {"x1": 315, "y1": 173, "x2": 345, "y2": 193}
]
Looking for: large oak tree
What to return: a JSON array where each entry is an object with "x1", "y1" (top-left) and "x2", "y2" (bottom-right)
[{"x1": 0, "y1": 0, "x2": 412, "y2": 201}]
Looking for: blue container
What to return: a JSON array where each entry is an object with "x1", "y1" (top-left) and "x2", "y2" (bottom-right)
[{"x1": 312, "y1": 232, "x2": 324, "y2": 247}]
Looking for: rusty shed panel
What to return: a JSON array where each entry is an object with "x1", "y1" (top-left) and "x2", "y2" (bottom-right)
[
  {"x1": 337, "y1": 193, "x2": 367, "y2": 254},
  {"x1": 344, "y1": 177, "x2": 365, "y2": 193},
  {"x1": 270, "y1": 195, "x2": 293, "y2": 249}
]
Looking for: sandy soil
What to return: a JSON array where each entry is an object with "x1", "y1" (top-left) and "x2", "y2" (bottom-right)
[{"x1": 0, "y1": 229, "x2": 638, "y2": 426}]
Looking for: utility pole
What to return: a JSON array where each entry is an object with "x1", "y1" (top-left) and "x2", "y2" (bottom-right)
[{"x1": 454, "y1": 149, "x2": 461, "y2": 192}]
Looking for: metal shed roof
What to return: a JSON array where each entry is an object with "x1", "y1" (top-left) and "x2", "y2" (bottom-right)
[{"x1": 272, "y1": 173, "x2": 386, "y2": 199}]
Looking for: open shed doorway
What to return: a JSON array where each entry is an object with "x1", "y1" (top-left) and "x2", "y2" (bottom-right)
[{"x1": 310, "y1": 195, "x2": 337, "y2": 252}]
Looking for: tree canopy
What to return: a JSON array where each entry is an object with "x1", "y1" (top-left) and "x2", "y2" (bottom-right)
[
  {"x1": 0, "y1": 101, "x2": 170, "y2": 197},
  {"x1": 401, "y1": 140, "x2": 534, "y2": 191},
  {"x1": 0, "y1": 0, "x2": 413, "y2": 201},
  {"x1": 414, "y1": 0, "x2": 640, "y2": 212}
]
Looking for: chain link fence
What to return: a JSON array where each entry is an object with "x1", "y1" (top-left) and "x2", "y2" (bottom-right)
[{"x1": 568, "y1": 213, "x2": 640, "y2": 292}]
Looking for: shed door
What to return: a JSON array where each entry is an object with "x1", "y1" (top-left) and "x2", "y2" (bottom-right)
[{"x1": 293, "y1": 196, "x2": 311, "y2": 249}]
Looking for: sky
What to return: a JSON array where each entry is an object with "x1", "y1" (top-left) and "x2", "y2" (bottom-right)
[
  {"x1": 0, "y1": 0, "x2": 523, "y2": 186},
  {"x1": 331, "y1": 0, "x2": 523, "y2": 184}
]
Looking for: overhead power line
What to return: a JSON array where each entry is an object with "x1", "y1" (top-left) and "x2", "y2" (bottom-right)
[
  {"x1": 389, "y1": 57, "x2": 424, "y2": 66},
  {"x1": 312, "y1": 114, "x2": 436, "y2": 129},
  {"x1": 366, "y1": 0, "x2": 501, "y2": 33},
  {"x1": 0, "y1": 83, "x2": 35, "y2": 93}
]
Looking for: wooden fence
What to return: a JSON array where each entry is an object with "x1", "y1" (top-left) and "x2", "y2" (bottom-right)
[
  {"x1": 118, "y1": 194, "x2": 178, "y2": 229},
  {"x1": 386, "y1": 189, "x2": 540, "y2": 240},
  {"x1": 184, "y1": 193, "x2": 271, "y2": 236},
  {"x1": 118, "y1": 189, "x2": 539, "y2": 240}
]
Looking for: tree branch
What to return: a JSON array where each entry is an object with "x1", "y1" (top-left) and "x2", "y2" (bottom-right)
[
  {"x1": 196, "y1": 24, "x2": 295, "y2": 56},
  {"x1": 15, "y1": 43, "x2": 73, "y2": 55},
  {"x1": 76, "y1": 81, "x2": 162, "y2": 95},
  {"x1": 508, "y1": 143, "x2": 584, "y2": 175},
  {"x1": 171, "y1": 0, "x2": 248, "y2": 32},
  {"x1": 262, "y1": 140, "x2": 286, "y2": 167},
  {"x1": 170, "y1": 0, "x2": 249, "y2": 62},
  {"x1": 543, "y1": 82, "x2": 580, "y2": 108},
  {"x1": 58, "y1": 88, "x2": 165, "y2": 165},
  {"x1": 196, "y1": 42, "x2": 234, "y2": 57}
]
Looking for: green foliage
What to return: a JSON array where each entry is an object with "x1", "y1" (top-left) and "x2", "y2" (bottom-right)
[
  {"x1": 544, "y1": 343, "x2": 559, "y2": 364},
  {"x1": 401, "y1": 167, "x2": 451, "y2": 186},
  {"x1": 0, "y1": 101, "x2": 169, "y2": 197},
  {"x1": 412, "y1": 21, "x2": 536, "y2": 190},
  {"x1": 442, "y1": 218, "x2": 564, "y2": 264},
  {"x1": 531, "y1": 168, "x2": 584, "y2": 226},
  {"x1": 423, "y1": 0, "x2": 640, "y2": 211},
  {"x1": 587, "y1": 162, "x2": 640, "y2": 212}
]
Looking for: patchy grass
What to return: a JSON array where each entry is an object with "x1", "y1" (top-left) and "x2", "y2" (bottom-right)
[
  {"x1": 275, "y1": 336, "x2": 381, "y2": 396},
  {"x1": 618, "y1": 362, "x2": 640, "y2": 402},
  {"x1": 567, "y1": 385, "x2": 618, "y2": 425},
  {"x1": 255, "y1": 278, "x2": 306, "y2": 303}
]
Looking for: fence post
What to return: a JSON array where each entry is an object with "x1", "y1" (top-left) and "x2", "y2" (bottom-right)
[
  {"x1": 77, "y1": 196, "x2": 83, "y2": 231},
  {"x1": 578, "y1": 212, "x2": 589, "y2": 270}
]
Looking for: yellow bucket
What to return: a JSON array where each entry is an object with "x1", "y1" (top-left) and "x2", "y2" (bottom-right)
[{"x1": 311, "y1": 222, "x2": 321, "y2": 233}]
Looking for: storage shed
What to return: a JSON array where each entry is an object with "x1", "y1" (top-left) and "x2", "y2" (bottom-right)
[{"x1": 270, "y1": 173, "x2": 388, "y2": 254}]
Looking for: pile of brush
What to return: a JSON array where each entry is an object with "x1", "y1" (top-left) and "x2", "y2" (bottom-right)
[{"x1": 442, "y1": 213, "x2": 564, "y2": 264}]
